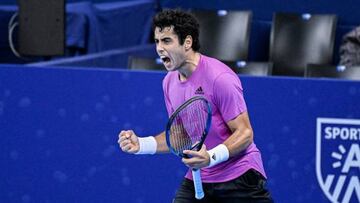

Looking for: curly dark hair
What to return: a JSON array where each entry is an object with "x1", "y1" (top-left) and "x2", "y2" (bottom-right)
[{"x1": 152, "y1": 9, "x2": 200, "y2": 51}]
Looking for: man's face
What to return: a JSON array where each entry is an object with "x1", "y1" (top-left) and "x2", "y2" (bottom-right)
[{"x1": 154, "y1": 26, "x2": 187, "y2": 71}]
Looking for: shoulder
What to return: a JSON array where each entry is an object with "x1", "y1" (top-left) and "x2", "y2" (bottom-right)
[
  {"x1": 162, "y1": 72, "x2": 174, "y2": 97},
  {"x1": 162, "y1": 71, "x2": 176, "y2": 86},
  {"x1": 200, "y1": 55, "x2": 236, "y2": 81},
  {"x1": 214, "y1": 72, "x2": 242, "y2": 89},
  {"x1": 200, "y1": 55, "x2": 240, "y2": 86},
  {"x1": 201, "y1": 55, "x2": 229, "y2": 71}
]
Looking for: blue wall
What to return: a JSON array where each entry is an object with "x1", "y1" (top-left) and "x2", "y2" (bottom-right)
[{"x1": 1, "y1": 65, "x2": 359, "y2": 202}]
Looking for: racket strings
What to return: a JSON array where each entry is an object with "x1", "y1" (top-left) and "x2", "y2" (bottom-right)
[
  {"x1": 170, "y1": 100, "x2": 208, "y2": 154},
  {"x1": 171, "y1": 117, "x2": 191, "y2": 152}
]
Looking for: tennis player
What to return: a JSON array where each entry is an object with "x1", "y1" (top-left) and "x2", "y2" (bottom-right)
[{"x1": 118, "y1": 9, "x2": 273, "y2": 203}]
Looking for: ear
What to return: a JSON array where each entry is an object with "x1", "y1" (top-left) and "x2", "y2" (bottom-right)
[{"x1": 184, "y1": 35, "x2": 193, "y2": 50}]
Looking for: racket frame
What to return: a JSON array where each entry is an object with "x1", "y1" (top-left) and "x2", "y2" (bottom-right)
[{"x1": 165, "y1": 96, "x2": 212, "y2": 200}]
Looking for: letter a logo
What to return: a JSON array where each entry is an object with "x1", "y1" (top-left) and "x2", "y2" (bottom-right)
[{"x1": 316, "y1": 118, "x2": 360, "y2": 203}]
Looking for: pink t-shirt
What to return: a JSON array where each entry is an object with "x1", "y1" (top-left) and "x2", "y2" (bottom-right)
[{"x1": 162, "y1": 55, "x2": 266, "y2": 183}]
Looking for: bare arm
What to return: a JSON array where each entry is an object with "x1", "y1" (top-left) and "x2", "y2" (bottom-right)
[
  {"x1": 154, "y1": 131, "x2": 169, "y2": 153},
  {"x1": 223, "y1": 111, "x2": 253, "y2": 157}
]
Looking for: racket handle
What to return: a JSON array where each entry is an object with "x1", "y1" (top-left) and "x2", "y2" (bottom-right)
[{"x1": 192, "y1": 169, "x2": 204, "y2": 199}]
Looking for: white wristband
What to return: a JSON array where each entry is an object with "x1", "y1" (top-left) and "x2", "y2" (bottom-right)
[
  {"x1": 135, "y1": 136, "x2": 157, "y2": 155},
  {"x1": 206, "y1": 144, "x2": 229, "y2": 168}
]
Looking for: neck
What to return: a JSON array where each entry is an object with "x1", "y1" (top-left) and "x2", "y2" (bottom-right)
[{"x1": 178, "y1": 51, "x2": 200, "y2": 81}]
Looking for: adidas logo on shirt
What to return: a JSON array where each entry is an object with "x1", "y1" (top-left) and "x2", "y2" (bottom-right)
[{"x1": 195, "y1": 86, "x2": 204, "y2": 95}]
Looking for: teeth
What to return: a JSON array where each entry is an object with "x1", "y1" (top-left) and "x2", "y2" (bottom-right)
[{"x1": 160, "y1": 56, "x2": 169, "y2": 63}]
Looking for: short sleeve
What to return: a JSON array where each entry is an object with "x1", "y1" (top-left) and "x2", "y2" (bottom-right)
[{"x1": 213, "y1": 73, "x2": 247, "y2": 122}]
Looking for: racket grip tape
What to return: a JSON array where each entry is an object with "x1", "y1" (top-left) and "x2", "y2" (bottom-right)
[{"x1": 192, "y1": 169, "x2": 204, "y2": 199}]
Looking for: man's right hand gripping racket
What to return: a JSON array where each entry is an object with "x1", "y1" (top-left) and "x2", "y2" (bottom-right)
[{"x1": 165, "y1": 96, "x2": 212, "y2": 200}]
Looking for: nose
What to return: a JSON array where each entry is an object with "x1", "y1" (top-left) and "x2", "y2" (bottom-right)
[{"x1": 156, "y1": 43, "x2": 164, "y2": 54}]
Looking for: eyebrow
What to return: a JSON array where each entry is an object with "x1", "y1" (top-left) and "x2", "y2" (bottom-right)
[{"x1": 154, "y1": 36, "x2": 172, "y2": 41}]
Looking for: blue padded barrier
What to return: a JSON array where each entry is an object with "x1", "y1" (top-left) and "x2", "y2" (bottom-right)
[{"x1": 0, "y1": 65, "x2": 359, "y2": 202}]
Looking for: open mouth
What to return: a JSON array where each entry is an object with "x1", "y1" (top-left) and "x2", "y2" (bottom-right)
[{"x1": 160, "y1": 56, "x2": 171, "y2": 65}]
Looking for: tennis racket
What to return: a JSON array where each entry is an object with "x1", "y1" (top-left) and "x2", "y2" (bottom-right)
[{"x1": 165, "y1": 96, "x2": 212, "y2": 200}]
